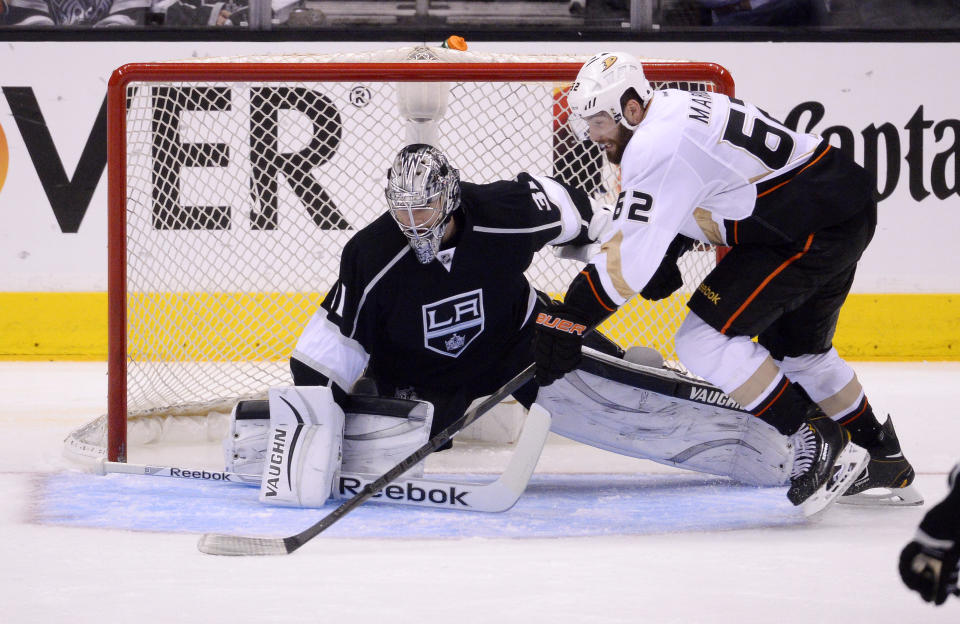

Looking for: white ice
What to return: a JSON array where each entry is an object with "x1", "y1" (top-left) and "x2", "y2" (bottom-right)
[{"x1": 1, "y1": 361, "x2": 957, "y2": 623}]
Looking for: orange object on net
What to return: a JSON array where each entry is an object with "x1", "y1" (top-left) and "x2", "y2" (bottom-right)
[{"x1": 443, "y1": 36, "x2": 467, "y2": 51}]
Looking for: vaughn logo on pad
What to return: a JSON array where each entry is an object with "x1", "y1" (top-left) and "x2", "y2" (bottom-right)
[{"x1": 421, "y1": 289, "x2": 484, "y2": 357}]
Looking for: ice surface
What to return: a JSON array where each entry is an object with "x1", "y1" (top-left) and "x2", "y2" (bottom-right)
[{"x1": 1, "y1": 361, "x2": 957, "y2": 623}]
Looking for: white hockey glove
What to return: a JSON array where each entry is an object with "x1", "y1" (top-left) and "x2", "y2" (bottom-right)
[
  {"x1": 258, "y1": 386, "x2": 345, "y2": 508},
  {"x1": 554, "y1": 199, "x2": 614, "y2": 262}
]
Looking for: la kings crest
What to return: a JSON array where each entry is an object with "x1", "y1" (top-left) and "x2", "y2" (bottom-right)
[{"x1": 422, "y1": 289, "x2": 485, "y2": 357}]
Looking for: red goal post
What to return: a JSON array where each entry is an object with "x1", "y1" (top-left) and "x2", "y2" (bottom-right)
[{"x1": 85, "y1": 48, "x2": 735, "y2": 463}]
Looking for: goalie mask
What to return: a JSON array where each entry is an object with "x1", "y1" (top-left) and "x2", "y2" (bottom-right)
[
  {"x1": 385, "y1": 144, "x2": 461, "y2": 264},
  {"x1": 567, "y1": 51, "x2": 654, "y2": 138}
]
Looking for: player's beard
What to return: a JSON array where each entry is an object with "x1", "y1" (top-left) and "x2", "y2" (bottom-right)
[{"x1": 604, "y1": 125, "x2": 634, "y2": 165}]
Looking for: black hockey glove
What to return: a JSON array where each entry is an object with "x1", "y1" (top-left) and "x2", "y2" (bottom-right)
[
  {"x1": 640, "y1": 234, "x2": 694, "y2": 301},
  {"x1": 899, "y1": 467, "x2": 960, "y2": 605},
  {"x1": 640, "y1": 261, "x2": 683, "y2": 301},
  {"x1": 533, "y1": 303, "x2": 590, "y2": 386},
  {"x1": 899, "y1": 536, "x2": 960, "y2": 605}
]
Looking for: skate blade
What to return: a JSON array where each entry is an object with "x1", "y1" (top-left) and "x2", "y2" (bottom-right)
[
  {"x1": 838, "y1": 483, "x2": 924, "y2": 507},
  {"x1": 800, "y1": 442, "x2": 869, "y2": 519}
]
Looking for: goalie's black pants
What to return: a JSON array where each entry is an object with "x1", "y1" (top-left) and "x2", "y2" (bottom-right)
[{"x1": 687, "y1": 202, "x2": 877, "y2": 360}]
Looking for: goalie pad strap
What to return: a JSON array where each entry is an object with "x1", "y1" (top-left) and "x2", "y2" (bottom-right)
[{"x1": 234, "y1": 400, "x2": 269, "y2": 420}]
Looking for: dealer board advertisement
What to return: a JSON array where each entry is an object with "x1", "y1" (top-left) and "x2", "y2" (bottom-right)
[{"x1": 0, "y1": 41, "x2": 956, "y2": 358}]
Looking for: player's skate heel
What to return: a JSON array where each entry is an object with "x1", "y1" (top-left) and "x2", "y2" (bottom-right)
[
  {"x1": 840, "y1": 416, "x2": 923, "y2": 506},
  {"x1": 787, "y1": 415, "x2": 868, "y2": 516}
]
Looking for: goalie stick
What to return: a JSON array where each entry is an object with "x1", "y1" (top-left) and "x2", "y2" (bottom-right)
[
  {"x1": 197, "y1": 364, "x2": 538, "y2": 556},
  {"x1": 96, "y1": 402, "x2": 550, "y2": 513}
]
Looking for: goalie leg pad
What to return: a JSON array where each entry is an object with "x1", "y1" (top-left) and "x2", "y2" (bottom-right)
[
  {"x1": 341, "y1": 396, "x2": 433, "y2": 478},
  {"x1": 258, "y1": 386, "x2": 345, "y2": 508},
  {"x1": 537, "y1": 348, "x2": 792, "y2": 486}
]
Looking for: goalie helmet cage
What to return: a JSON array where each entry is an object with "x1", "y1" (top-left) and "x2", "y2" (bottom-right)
[{"x1": 90, "y1": 47, "x2": 734, "y2": 463}]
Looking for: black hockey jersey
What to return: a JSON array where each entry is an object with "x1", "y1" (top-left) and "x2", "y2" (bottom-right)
[{"x1": 292, "y1": 173, "x2": 592, "y2": 395}]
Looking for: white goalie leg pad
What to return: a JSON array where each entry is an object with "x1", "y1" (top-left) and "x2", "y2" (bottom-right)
[
  {"x1": 341, "y1": 397, "x2": 433, "y2": 478},
  {"x1": 258, "y1": 386, "x2": 345, "y2": 508},
  {"x1": 537, "y1": 348, "x2": 792, "y2": 486}
]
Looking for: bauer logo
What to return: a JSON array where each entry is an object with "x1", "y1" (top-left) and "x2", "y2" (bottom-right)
[{"x1": 422, "y1": 289, "x2": 484, "y2": 358}]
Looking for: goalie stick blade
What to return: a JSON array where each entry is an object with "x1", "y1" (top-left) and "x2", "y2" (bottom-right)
[
  {"x1": 197, "y1": 534, "x2": 295, "y2": 556},
  {"x1": 799, "y1": 442, "x2": 869, "y2": 519},
  {"x1": 474, "y1": 402, "x2": 550, "y2": 512},
  {"x1": 333, "y1": 402, "x2": 550, "y2": 513}
]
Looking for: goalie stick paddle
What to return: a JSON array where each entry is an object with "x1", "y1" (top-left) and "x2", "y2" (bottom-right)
[{"x1": 197, "y1": 363, "x2": 537, "y2": 556}]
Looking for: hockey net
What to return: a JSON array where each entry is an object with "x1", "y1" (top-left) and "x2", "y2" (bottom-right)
[{"x1": 64, "y1": 46, "x2": 734, "y2": 464}]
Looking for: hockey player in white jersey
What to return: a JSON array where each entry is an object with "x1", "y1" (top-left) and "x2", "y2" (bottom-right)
[{"x1": 533, "y1": 52, "x2": 919, "y2": 509}]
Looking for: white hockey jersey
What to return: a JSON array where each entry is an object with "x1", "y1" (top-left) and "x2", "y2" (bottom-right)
[{"x1": 590, "y1": 89, "x2": 826, "y2": 306}]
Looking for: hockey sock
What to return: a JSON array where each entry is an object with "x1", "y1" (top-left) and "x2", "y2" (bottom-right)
[
  {"x1": 836, "y1": 397, "x2": 890, "y2": 452},
  {"x1": 749, "y1": 377, "x2": 818, "y2": 437}
]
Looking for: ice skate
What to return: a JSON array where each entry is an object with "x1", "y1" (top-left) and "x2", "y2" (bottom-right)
[
  {"x1": 841, "y1": 416, "x2": 923, "y2": 506},
  {"x1": 787, "y1": 415, "x2": 868, "y2": 517}
]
